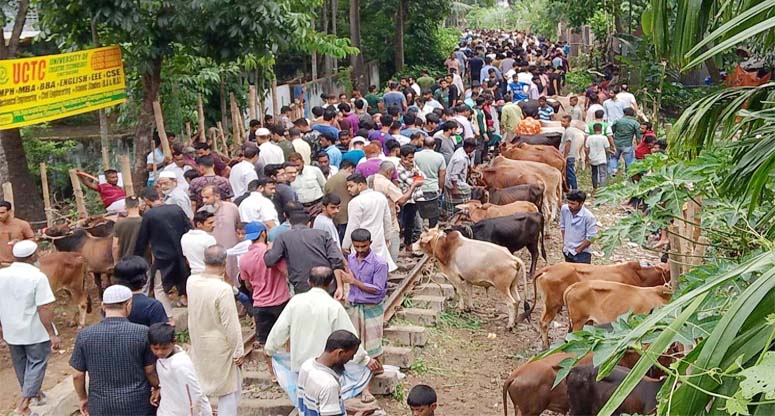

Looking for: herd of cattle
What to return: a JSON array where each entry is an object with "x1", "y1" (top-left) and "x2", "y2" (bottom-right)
[
  {"x1": 408, "y1": 116, "x2": 675, "y2": 415},
  {"x1": 27, "y1": 112, "x2": 672, "y2": 414}
]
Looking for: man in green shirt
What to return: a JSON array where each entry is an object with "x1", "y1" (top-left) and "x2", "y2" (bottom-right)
[
  {"x1": 609, "y1": 107, "x2": 642, "y2": 176},
  {"x1": 365, "y1": 85, "x2": 382, "y2": 115},
  {"x1": 416, "y1": 69, "x2": 435, "y2": 91}
]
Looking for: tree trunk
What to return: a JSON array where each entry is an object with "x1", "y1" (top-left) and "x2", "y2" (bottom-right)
[
  {"x1": 331, "y1": 0, "x2": 338, "y2": 73},
  {"x1": 349, "y1": 0, "x2": 367, "y2": 92},
  {"x1": 0, "y1": 129, "x2": 45, "y2": 221},
  {"x1": 220, "y1": 77, "x2": 229, "y2": 134},
  {"x1": 0, "y1": 0, "x2": 44, "y2": 221},
  {"x1": 322, "y1": 0, "x2": 333, "y2": 75},
  {"x1": 394, "y1": 0, "x2": 405, "y2": 71},
  {"x1": 132, "y1": 56, "x2": 163, "y2": 195}
]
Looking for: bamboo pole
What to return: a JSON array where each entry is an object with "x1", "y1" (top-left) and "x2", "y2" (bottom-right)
[
  {"x1": 120, "y1": 156, "x2": 135, "y2": 197},
  {"x1": 152, "y1": 100, "x2": 172, "y2": 160},
  {"x1": 216, "y1": 121, "x2": 229, "y2": 155},
  {"x1": 230, "y1": 93, "x2": 242, "y2": 145},
  {"x1": 197, "y1": 94, "x2": 206, "y2": 141},
  {"x1": 101, "y1": 147, "x2": 110, "y2": 171},
  {"x1": 248, "y1": 85, "x2": 257, "y2": 120},
  {"x1": 271, "y1": 79, "x2": 279, "y2": 116},
  {"x1": 185, "y1": 122, "x2": 192, "y2": 146},
  {"x1": 1, "y1": 182, "x2": 13, "y2": 207},
  {"x1": 667, "y1": 224, "x2": 682, "y2": 289},
  {"x1": 68, "y1": 169, "x2": 88, "y2": 219},
  {"x1": 210, "y1": 127, "x2": 220, "y2": 153},
  {"x1": 39, "y1": 163, "x2": 54, "y2": 227}
]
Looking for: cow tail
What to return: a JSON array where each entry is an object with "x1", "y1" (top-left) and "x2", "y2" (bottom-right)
[
  {"x1": 530, "y1": 270, "x2": 545, "y2": 316},
  {"x1": 81, "y1": 259, "x2": 92, "y2": 314},
  {"x1": 516, "y1": 259, "x2": 529, "y2": 320}
]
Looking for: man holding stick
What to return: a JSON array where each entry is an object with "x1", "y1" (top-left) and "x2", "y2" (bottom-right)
[{"x1": 74, "y1": 168, "x2": 127, "y2": 214}]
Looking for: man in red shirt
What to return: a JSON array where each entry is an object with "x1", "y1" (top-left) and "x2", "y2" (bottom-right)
[
  {"x1": 75, "y1": 169, "x2": 127, "y2": 214},
  {"x1": 634, "y1": 122, "x2": 658, "y2": 160},
  {"x1": 239, "y1": 221, "x2": 291, "y2": 380}
]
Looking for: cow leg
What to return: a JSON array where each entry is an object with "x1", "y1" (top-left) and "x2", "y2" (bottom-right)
[
  {"x1": 93, "y1": 272, "x2": 105, "y2": 299},
  {"x1": 540, "y1": 300, "x2": 563, "y2": 349},
  {"x1": 444, "y1": 273, "x2": 468, "y2": 311},
  {"x1": 464, "y1": 282, "x2": 474, "y2": 311},
  {"x1": 528, "y1": 245, "x2": 538, "y2": 278}
]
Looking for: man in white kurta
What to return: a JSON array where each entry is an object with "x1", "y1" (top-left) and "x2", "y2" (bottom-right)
[
  {"x1": 341, "y1": 173, "x2": 397, "y2": 271},
  {"x1": 187, "y1": 245, "x2": 244, "y2": 416},
  {"x1": 264, "y1": 266, "x2": 379, "y2": 405}
]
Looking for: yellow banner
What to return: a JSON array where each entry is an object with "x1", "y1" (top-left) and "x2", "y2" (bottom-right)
[{"x1": 0, "y1": 45, "x2": 127, "y2": 130}]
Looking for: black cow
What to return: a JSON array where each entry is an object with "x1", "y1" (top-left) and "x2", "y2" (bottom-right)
[
  {"x1": 471, "y1": 184, "x2": 544, "y2": 211},
  {"x1": 451, "y1": 212, "x2": 546, "y2": 277},
  {"x1": 567, "y1": 365, "x2": 663, "y2": 416},
  {"x1": 512, "y1": 132, "x2": 562, "y2": 148}
]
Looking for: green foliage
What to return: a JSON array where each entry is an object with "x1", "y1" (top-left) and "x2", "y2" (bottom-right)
[
  {"x1": 564, "y1": 70, "x2": 596, "y2": 94},
  {"x1": 21, "y1": 132, "x2": 78, "y2": 196},
  {"x1": 175, "y1": 329, "x2": 191, "y2": 344},
  {"x1": 438, "y1": 310, "x2": 481, "y2": 330},
  {"x1": 392, "y1": 65, "x2": 448, "y2": 83},
  {"x1": 392, "y1": 382, "x2": 405, "y2": 402},
  {"x1": 409, "y1": 358, "x2": 429, "y2": 375}
]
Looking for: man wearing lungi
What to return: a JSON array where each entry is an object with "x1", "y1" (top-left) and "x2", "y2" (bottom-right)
[{"x1": 343, "y1": 228, "x2": 389, "y2": 378}]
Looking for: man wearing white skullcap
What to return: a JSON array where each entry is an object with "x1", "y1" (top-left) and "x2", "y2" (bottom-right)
[
  {"x1": 157, "y1": 170, "x2": 194, "y2": 220},
  {"x1": 70, "y1": 284, "x2": 159, "y2": 415},
  {"x1": 0, "y1": 239, "x2": 59, "y2": 416}
]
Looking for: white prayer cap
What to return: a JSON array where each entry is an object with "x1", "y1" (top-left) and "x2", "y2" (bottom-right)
[
  {"x1": 102, "y1": 285, "x2": 133, "y2": 304},
  {"x1": 11, "y1": 240, "x2": 37, "y2": 258}
]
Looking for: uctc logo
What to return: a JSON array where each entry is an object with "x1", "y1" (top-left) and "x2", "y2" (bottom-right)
[{"x1": 0, "y1": 67, "x2": 8, "y2": 85}]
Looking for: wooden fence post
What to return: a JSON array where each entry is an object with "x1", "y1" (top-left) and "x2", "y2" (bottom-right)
[
  {"x1": 152, "y1": 100, "x2": 172, "y2": 160},
  {"x1": 39, "y1": 164, "x2": 54, "y2": 227},
  {"x1": 248, "y1": 85, "x2": 257, "y2": 121},
  {"x1": 68, "y1": 169, "x2": 88, "y2": 219},
  {"x1": 120, "y1": 156, "x2": 135, "y2": 197},
  {"x1": 2, "y1": 182, "x2": 13, "y2": 208}
]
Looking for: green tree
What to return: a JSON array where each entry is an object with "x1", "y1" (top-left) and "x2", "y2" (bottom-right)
[{"x1": 39, "y1": 0, "x2": 354, "y2": 191}]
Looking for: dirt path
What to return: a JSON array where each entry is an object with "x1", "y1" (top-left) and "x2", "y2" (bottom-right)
[{"x1": 377, "y1": 181, "x2": 661, "y2": 415}]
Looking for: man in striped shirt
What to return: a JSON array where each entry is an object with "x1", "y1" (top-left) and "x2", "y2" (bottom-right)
[{"x1": 537, "y1": 96, "x2": 556, "y2": 121}]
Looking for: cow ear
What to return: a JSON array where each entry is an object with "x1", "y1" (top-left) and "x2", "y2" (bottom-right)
[{"x1": 454, "y1": 204, "x2": 468, "y2": 210}]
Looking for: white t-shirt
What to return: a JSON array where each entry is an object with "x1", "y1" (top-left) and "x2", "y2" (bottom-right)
[
  {"x1": 156, "y1": 347, "x2": 213, "y2": 416},
  {"x1": 453, "y1": 115, "x2": 475, "y2": 139},
  {"x1": 586, "y1": 104, "x2": 605, "y2": 122},
  {"x1": 238, "y1": 192, "x2": 279, "y2": 224},
  {"x1": 229, "y1": 160, "x2": 259, "y2": 198},
  {"x1": 181, "y1": 230, "x2": 217, "y2": 275},
  {"x1": 147, "y1": 148, "x2": 165, "y2": 166},
  {"x1": 0, "y1": 262, "x2": 56, "y2": 345},
  {"x1": 617, "y1": 92, "x2": 637, "y2": 109},
  {"x1": 297, "y1": 358, "x2": 346, "y2": 416},
  {"x1": 586, "y1": 134, "x2": 611, "y2": 165},
  {"x1": 259, "y1": 142, "x2": 286, "y2": 165}
]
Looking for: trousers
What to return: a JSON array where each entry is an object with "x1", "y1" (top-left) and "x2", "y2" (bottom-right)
[{"x1": 9, "y1": 341, "x2": 51, "y2": 398}]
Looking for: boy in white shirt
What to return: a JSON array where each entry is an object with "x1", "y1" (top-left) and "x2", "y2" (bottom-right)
[
  {"x1": 149, "y1": 323, "x2": 212, "y2": 416},
  {"x1": 585, "y1": 123, "x2": 612, "y2": 189}
]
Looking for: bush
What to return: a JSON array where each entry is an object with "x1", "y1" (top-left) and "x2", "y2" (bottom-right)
[{"x1": 564, "y1": 70, "x2": 596, "y2": 94}]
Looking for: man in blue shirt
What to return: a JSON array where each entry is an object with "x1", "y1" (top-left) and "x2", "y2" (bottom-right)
[
  {"x1": 479, "y1": 56, "x2": 503, "y2": 84},
  {"x1": 320, "y1": 132, "x2": 342, "y2": 168},
  {"x1": 312, "y1": 109, "x2": 340, "y2": 139},
  {"x1": 559, "y1": 190, "x2": 597, "y2": 263},
  {"x1": 114, "y1": 256, "x2": 169, "y2": 327}
]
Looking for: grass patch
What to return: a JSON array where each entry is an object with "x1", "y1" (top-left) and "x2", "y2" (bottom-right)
[
  {"x1": 392, "y1": 382, "x2": 405, "y2": 402},
  {"x1": 175, "y1": 329, "x2": 190, "y2": 344},
  {"x1": 438, "y1": 310, "x2": 482, "y2": 330},
  {"x1": 410, "y1": 358, "x2": 429, "y2": 375}
]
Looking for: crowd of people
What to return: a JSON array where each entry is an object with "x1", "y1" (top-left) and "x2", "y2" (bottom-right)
[{"x1": 0, "y1": 28, "x2": 661, "y2": 416}]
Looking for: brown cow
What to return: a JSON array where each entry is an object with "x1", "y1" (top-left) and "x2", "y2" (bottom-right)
[
  {"x1": 564, "y1": 280, "x2": 673, "y2": 331},
  {"x1": 533, "y1": 261, "x2": 670, "y2": 347},
  {"x1": 471, "y1": 184, "x2": 545, "y2": 211},
  {"x1": 454, "y1": 200, "x2": 539, "y2": 223},
  {"x1": 502, "y1": 348, "x2": 670, "y2": 416},
  {"x1": 473, "y1": 156, "x2": 562, "y2": 223},
  {"x1": 413, "y1": 228, "x2": 528, "y2": 329},
  {"x1": 39, "y1": 251, "x2": 91, "y2": 327},
  {"x1": 501, "y1": 142, "x2": 567, "y2": 191},
  {"x1": 42, "y1": 224, "x2": 113, "y2": 298}
]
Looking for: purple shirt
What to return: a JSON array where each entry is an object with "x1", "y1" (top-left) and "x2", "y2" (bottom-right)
[
  {"x1": 345, "y1": 113, "x2": 360, "y2": 136},
  {"x1": 355, "y1": 158, "x2": 398, "y2": 180},
  {"x1": 347, "y1": 250, "x2": 388, "y2": 304},
  {"x1": 368, "y1": 130, "x2": 391, "y2": 151}
]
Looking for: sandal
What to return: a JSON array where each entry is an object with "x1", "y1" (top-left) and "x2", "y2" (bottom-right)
[{"x1": 360, "y1": 392, "x2": 376, "y2": 403}]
